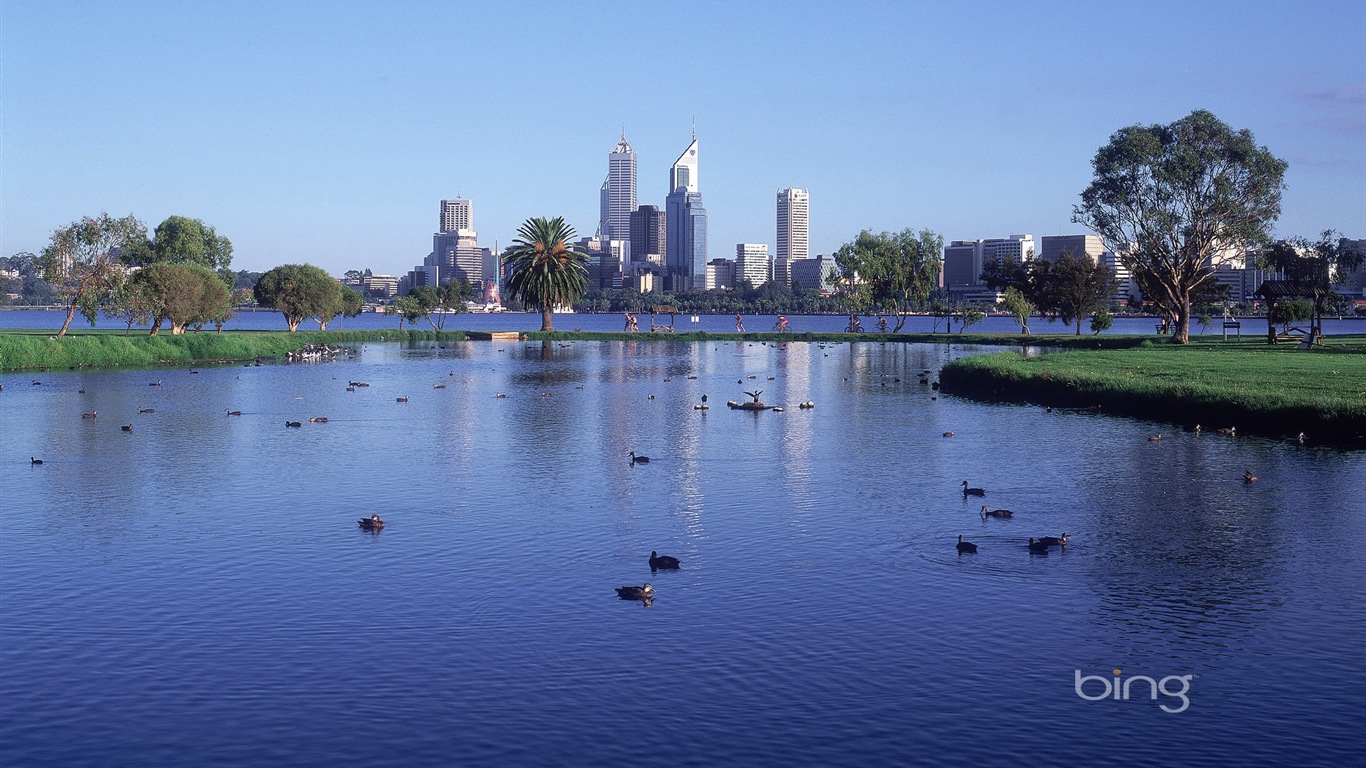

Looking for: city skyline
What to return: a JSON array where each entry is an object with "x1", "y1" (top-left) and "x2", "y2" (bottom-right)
[{"x1": 1, "y1": 1, "x2": 1362, "y2": 277}]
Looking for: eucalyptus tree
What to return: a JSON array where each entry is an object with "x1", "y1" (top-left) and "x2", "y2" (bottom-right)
[
  {"x1": 503, "y1": 216, "x2": 590, "y2": 331},
  {"x1": 1073, "y1": 110, "x2": 1287, "y2": 343},
  {"x1": 833, "y1": 228, "x2": 943, "y2": 332},
  {"x1": 39, "y1": 212, "x2": 148, "y2": 336},
  {"x1": 997, "y1": 287, "x2": 1035, "y2": 334},
  {"x1": 253, "y1": 264, "x2": 342, "y2": 331}
]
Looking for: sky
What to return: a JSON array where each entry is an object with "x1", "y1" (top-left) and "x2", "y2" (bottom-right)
[{"x1": 2, "y1": 0, "x2": 1363, "y2": 278}]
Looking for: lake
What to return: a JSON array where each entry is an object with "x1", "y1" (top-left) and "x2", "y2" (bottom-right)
[{"x1": 2, "y1": 338, "x2": 1363, "y2": 767}]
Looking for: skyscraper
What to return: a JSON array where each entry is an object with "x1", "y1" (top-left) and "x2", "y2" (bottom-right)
[
  {"x1": 629, "y1": 205, "x2": 666, "y2": 265},
  {"x1": 605, "y1": 135, "x2": 637, "y2": 247},
  {"x1": 440, "y1": 198, "x2": 472, "y2": 232},
  {"x1": 776, "y1": 188, "x2": 809, "y2": 262},
  {"x1": 665, "y1": 134, "x2": 705, "y2": 291}
]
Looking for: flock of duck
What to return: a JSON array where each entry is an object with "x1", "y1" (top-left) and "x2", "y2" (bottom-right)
[{"x1": 955, "y1": 480, "x2": 1072, "y2": 557}]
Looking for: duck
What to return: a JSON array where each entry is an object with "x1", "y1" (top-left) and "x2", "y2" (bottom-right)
[
  {"x1": 149, "y1": 379, "x2": 162, "y2": 386},
  {"x1": 942, "y1": 431, "x2": 954, "y2": 437},
  {"x1": 138, "y1": 407, "x2": 155, "y2": 414},
  {"x1": 309, "y1": 417, "x2": 328, "y2": 423},
  {"x1": 120, "y1": 424, "x2": 133, "y2": 432},
  {"x1": 30, "y1": 457, "x2": 43, "y2": 465},
  {"x1": 1037, "y1": 533, "x2": 1070, "y2": 547},
  {"x1": 1147, "y1": 433, "x2": 1162, "y2": 441},
  {"x1": 346, "y1": 386, "x2": 356, "y2": 392},
  {"x1": 433, "y1": 383, "x2": 446, "y2": 389},
  {"x1": 615, "y1": 583, "x2": 654, "y2": 600},
  {"x1": 980, "y1": 505, "x2": 1012, "y2": 519},
  {"x1": 495, "y1": 393, "x2": 507, "y2": 398},
  {"x1": 1215, "y1": 426, "x2": 1236, "y2": 436},
  {"x1": 629, "y1": 451, "x2": 650, "y2": 464},
  {"x1": 396, "y1": 395, "x2": 409, "y2": 403},
  {"x1": 956, "y1": 534, "x2": 978, "y2": 555},
  {"x1": 961, "y1": 481, "x2": 986, "y2": 496},
  {"x1": 1028, "y1": 537, "x2": 1051, "y2": 554},
  {"x1": 1243, "y1": 470, "x2": 1258, "y2": 484},
  {"x1": 358, "y1": 514, "x2": 384, "y2": 530},
  {"x1": 81, "y1": 411, "x2": 97, "y2": 419},
  {"x1": 285, "y1": 421, "x2": 302, "y2": 428},
  {"x1": 649, "y1": 551, "x2": 680, "y2": 571},
  {"x1": 225, "y1": 408, "x2": 242, "y2": 416}
]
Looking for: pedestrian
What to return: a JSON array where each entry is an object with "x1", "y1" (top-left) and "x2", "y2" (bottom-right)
[{"x1": 735, "y1": 314, "x2": 746, "y2": 332}]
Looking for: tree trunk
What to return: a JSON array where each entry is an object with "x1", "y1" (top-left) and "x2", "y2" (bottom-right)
[
  {"x1": 1075, "y1": 318, "x2": 1082, "y2": 335},
  {"x1": 1173, "y1": 297, "x2": 1192, "y2": 344},
  {"x1": 541, "y1": 305, "x2": 554, "y2": 331},
  {"x1": 58, "y1": 302, "x2": 78, "y2": 338},
  {"x1": 1266, "y1": 299, "x2": 1277, "y2": 344},
  {"x1": 171, "y1": 322, "x2": 186, "y2": 335}
]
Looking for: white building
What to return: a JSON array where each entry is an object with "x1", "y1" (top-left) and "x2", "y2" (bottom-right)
[
  {"x1": 705, "y1": 258, "x2": 735, "y2": 291},
  {"x1": 605, "y1": 135, "x2": 637, "y2": 246},
  {"x1": 440, "y1": 198, "x2": 472, "y2": 233},
  {"x1": 790, "y1": 255, "x2": 837, "y2": 294},
  {"x1": 736, "y1": 243, "x2": 770, "y2": 288},
  {"x1": 777, "y1": 187, "x2": 809, "y2": 263},
  {"x1": 1038, "y1": 234, "x2": 1104, "y2": 263}
]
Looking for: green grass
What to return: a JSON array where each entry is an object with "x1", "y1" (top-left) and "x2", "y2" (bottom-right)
[{"x1": 940, "y1": 337, "x2": 1366, "y2": 445}]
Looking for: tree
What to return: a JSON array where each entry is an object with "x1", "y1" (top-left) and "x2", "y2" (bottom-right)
[
  {"x1": 1258, "y1": 231, "x2": 1365, "y2": 345},
  {"x1": 998, "y1": 286, "x2": 1035, "y2": 334},
  {"x1": 253, "y1": 264, "x2": 341, "y2": 332},
  {"x1": 125, "y1": 262, "x2": 234, "y2": 335},
  {"x1": 833, "y1": 228, "x2": 943, "y2": 332},
  {"x1": 954, "y1": 303, "x2": 986, "y2": 333},
  {"x1": 1090, "y1": 309, "x2": 1114, "y2": 335},
  {"x1": 392, "y1": 294, "x2": 425, "y2": 330},
  {"x1": 410, "y1": 280, "x2": 474, "y2": 330},
  {"x1": 1034, "y1": 252, "x2": 1119, "y2": 335},
  {"x1": 38, "y1": 212, "x2": 147, "y2": 337},
  {"x1": 1073, "y1": 109, "x2": 1287, "y2": 343},
  {"x1": 336, "y1": 286, "x2": 364, "y2": 328},
  {"x1": 503, "y1": 216, "x2": 590, "y2": 331}
]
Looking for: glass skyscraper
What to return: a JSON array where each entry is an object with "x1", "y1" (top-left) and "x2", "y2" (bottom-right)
[{"x1": 666, "y1": 136, "x2": 705, "y2": 291}]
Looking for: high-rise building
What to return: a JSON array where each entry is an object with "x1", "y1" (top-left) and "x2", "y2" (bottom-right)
[
  {"x1": 736, "y1": 243, "x2": 770, "y2": 288},
  {"x1": 1039, "y1": 234, "x2": 1104, "y2": 264},
  {"x1": 777, "y1": 188, "x2": 809, "y2": 262},
  {"x1": 705, "y1": 258, "x2": 735, "y2": 291},
  {"x1": 981, "y1": 235, "x2": 1034, "y2": 269},
  {"x1": 605, "y1": 135, "x2": 637, "y2": 247},
  {"x1": 629, "y1": 205, "x2": 666, "y2": 266},
  {"x1": 666, "y1": 134, "x2": 706, "y2": 290},
  {"x1": 440, "y1": 199, "x2": 472, "y2": 233},
  {"x1": 790, "y1": 255, "x2": 837, "y2": 294},
  {"x1": 943, "y1": 240, "x2": 984, "y2": 287}
]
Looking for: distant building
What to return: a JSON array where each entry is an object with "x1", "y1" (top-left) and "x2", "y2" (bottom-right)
[
  {"x1": 665, "y1": 134, "x2": 706, "y2": 290},
  {"x1": 1038, "y1": 234, "x2": 1104, "y2": 263},
  {"x1": 736, "y1": 243, "x2": 770, "y2": 288},
  {"x1": 440, "y1": 198, "x2": 472, "y2": 233},
  {"x1": 629, "y1": 205, "x2": 666, "y2": 266},
  {"x1": 943, "y1": 234, "x2": 1032, "y2": 303},
  {"x1": 705, "y1": 258, "x2": 735, "y2": 291},
  {"x1": 943, "y1": 240, "x2": 983, "y2": 288},
  {"x1": 790, "y1": 255, "x2": 837, "y2": 294},
  {"x1": 362, "y1": 274, "x2": 398, "y2": 298},
  {"x1": 776, "y1": 187, "x2": 809, "y2": 263},
  {"x1": 604, "y1": 134, "x2": 637, "y2": 249}
]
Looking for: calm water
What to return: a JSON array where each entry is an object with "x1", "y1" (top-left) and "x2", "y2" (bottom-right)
[{"x1": 2, "y1": 339, "x2": 1364, "y2": 767}]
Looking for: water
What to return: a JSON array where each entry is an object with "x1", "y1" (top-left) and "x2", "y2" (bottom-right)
[
  {"x1": 2, "y1": 339, "x2": 1364, "y2": 767},
  {"x1": 3, "y1": 307, "x2": 1363, "y2": 337}
]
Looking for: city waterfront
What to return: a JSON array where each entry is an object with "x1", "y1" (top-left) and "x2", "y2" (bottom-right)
[{"x1": 2, "y1": 339, "x2": 1363, "y2": 767}]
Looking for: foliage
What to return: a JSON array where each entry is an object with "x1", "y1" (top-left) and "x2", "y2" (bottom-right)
[
  {"x1": 1090, "y1": 310, "x2": 1114, "y2": 335},
  {"x1": 1073, "y1": 109, "x2": 1287, "y2": 344},
  {"x1": 1258, "y1": 231, "x2": 1366, "y2": 344},
  {"x1": 1035, "y1": 253, "x2": 1119, "y2": 335},
  {"x1": 1268, "y1": 298, "x2": 1314, "y2": 329},
  {"x1": 123, "y1": 215, "x2": 234, "y2": 275},
  {"x1": 954, "y1": 304, "x2": 986, "y2": 333},
  {"x1": 392, "y1": 295, "x2": 425, "y2": 330},
  {"x1": 253, "y1": 264, "x2": 342, "y2": 332},
  {"x1": 998, "y1": 287, "x2": 1035, "y2": 334},
  {"x1": 410, "y1": 281, "x2": 474, "y2": 330},
  {"x1": 38, "y1": 212, "x2": 148, "y2": 336},
  {"x1": 503, "y1": 216, "x2": 590, "y2": 331},
  {"x1": 336, "y1": 286, "x2": 364, "y2": 328},
  {"x1": 832, "y1": 228, "x2": 943, "y2": 332}
]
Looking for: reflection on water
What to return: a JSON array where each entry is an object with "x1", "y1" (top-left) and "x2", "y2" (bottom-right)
[{"x1": 2, "y1": 340, "x2": 1364, "y2": 767}]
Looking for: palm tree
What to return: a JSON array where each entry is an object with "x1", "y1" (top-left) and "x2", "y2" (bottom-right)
[{"x1": 504, "y1": 216, "x2": 590, "y2": 331}]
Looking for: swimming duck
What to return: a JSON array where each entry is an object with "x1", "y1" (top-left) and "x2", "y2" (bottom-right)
[
  {"x1": 649, "y1": 551, "x2": 680, "y2": 570},
  {"x1": 1243, "y1": 470, "x2": 1257, "y2": 484},
  {"x1": 942, "y1": 431, "x2": 954, "y2": 437},
  {"x1": 31, "y1": 457, "x2": 43, "y2": 465},
  {"x1": 285, "y1": 421, "x2": 302, "y2": 428},
  {"x1": 495, "y1": 393, "x2": 506, "y2": 398},
  {"x1": 81, "y1": 411, "x2": 97, "y2": 419},
  {"x1": 433, "y1": 384, "x2": 446, "y2": 389},
  {"x1": 629, "y1": 451, "x2": 650, "y2": 464},
  {"x1": 1215, "y1": 426, "x2": 1236, "y2": 436},
  {"x1": 139, "y1": 407, "x2": 155, "y2": 414},
  {"x1": 149, "y1": 380, "x2": 162, "y2": 386},
  {"x1": 980, "y1": 505, "x2": 1012, "y2": 519},
  {"x1": 615, "y1": 583, "x2": 654, "y2": 600},
  {"x1": 225, "y1": 408, "x2": 242, "y2": 416},
  {"x1": 1028, "y1": 537, "x2": 1051, "y2": 554},
  {"x1": 396, "y1": 395, "x2": 409, "y2": 403},
  {"x1": 120, "y1": 424, "x2": 133, "y2": 432},
  {"x1": 956, "y1": 534, "x2": 978, "y2": 555},
  {"x1": 358, "y1": 514, "x2": 385, "y2": 530},
  {"x1": 309, "y1": 417, "x2": 328, "y2": 423},
  {"x1": 961, "y1": 481, "x2": 986, "y2": 496},
  {"x1": 1037, "y1": 533, "x2": 1069, "y2": 547},
  {"x1": 1147, "y1": 433, "x2": 1162, "y2": 441}
]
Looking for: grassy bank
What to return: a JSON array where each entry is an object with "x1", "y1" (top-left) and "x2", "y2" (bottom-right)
[
  {"x1": 0, "y1": 329, "x2": 471, "y2": 371},
  {"x1": 939, "y1": 337, "x2": 1366, "y2": 445}
]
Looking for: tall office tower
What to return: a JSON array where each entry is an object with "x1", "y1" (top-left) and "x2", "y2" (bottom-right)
[
  {"x1": 605, "y1": 135, "x2": 637, "y2": 247},
  {"x1": 629, "y1": 205, "x2": 667, "y2": 265},
  {"x1": 440, "y1": 199, "x2": 472, "y2": 233},
  {"x1": 776, "y1": 188, "x2": 809, "y2": 262},
  {"x1": 943, "y1": 240, "x2": 984, "y2": 287},
  {"x1": 980, "y1": 235, "x2": 1034, "y2": 269},
  {"x1": 736, "y1": 243, "x2": 771, "y2": 288},
  {"x1": 1039, "y1": 234, "x2": 1105, "y2": 263},
  {"x1": 598, "y1": 178, "x2": 609, "y2": 237},
  {"x1": 666, "y1": 134, "x2": 705, "y2": 290}
]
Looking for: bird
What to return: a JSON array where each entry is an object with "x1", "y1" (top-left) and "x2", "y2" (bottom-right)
[
  {"x1": 961, "y1": 481, "x2": 986, "y2": 496},
  {"x1": 285, "y1": 421, "x2": 302, "y2": 428},
  {"x1": 309, "y1": 417, "x2": 328, "y2": 423},
  {"x1": 78, "y1": 388, "x2": 86, "y2": 394},
  {"x1": 1193, "y1": 424, "x2": 1202, "y2": 433},
  {"x1": 980, "y1": 505, "x2": 1012, "y2": 519},
  {"x1": 31, "y1": 380, "x2": 41, "y2": 386},
  {"x1": 149, "y1": 379, "x2": 162, "y2": 386},
  {"x1": 81, "y1": 411, "x2": 97, "y2": 419},
  {"x1": 225, "y1": 408, "x2": 242, "y2": 416},
  {"x1": 1028, "y1": 538, "x2": 1051, "y2": 553},
  {"x1": 346, "y1": 386, "x2": 356, "y2": 392},
  {"x1": 649, "y1": 551, "x2": 680, "y2": 571},
  {"x1": 358, "y1": 514, "x2": 384, "y2": 530},
  {"x1": 629, "y1": 451, "x2": 650, "y2": 464},
  {"x1": 615, "y1": 584, "x2": 654, "y2": 600},
  {"x1": 956, "y1": 534, "x2": 978, "y2": 555},
  {"x1": 120, "y1": 424, "x2": 133, "y2": 432},
  {"x1": 396, "y1": 395, "x2": 409, "y2": 403},
  {"x1": 30, "y1": 457, "x2": 43, "y2": 465},
  {"x1": 1148, "y1": 433, "x2": 1162, "y2": 441},
  {"x1": 942, "y1": 431, "x2": 954, "y2": 437},
  {"x1": 1243, "y1": 470, "x2": 1258, "y2": 483},
  {"x1": 138, "y1": 407, "x2": 155, "y2": 414},
  {"x1": 1215, "y1": 426, "x2": 1236, "y2": 436},
  {"x1": 495, "y1": 393, "x2": 506, "y2": 398},
  {"x1": 1037, "y1": 533, "x2": 1070, "y2": 547},
  {"x1": 433, "y1": 384, "x2": 446, "y2": 389}
]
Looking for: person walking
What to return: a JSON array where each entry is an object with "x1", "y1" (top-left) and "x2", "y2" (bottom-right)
[{"x1": 735, "y1": 314, "x2": 746, "y2": 332}]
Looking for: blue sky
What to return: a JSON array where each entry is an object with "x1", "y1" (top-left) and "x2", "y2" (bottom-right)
[{"x1": 3, "y1": 0, "x2": 1363, "y2": 277}]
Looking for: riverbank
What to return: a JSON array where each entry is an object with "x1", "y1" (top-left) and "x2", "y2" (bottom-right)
[{"x1": 939, "y1": 337, "x2": 1366, "y2": 446}]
